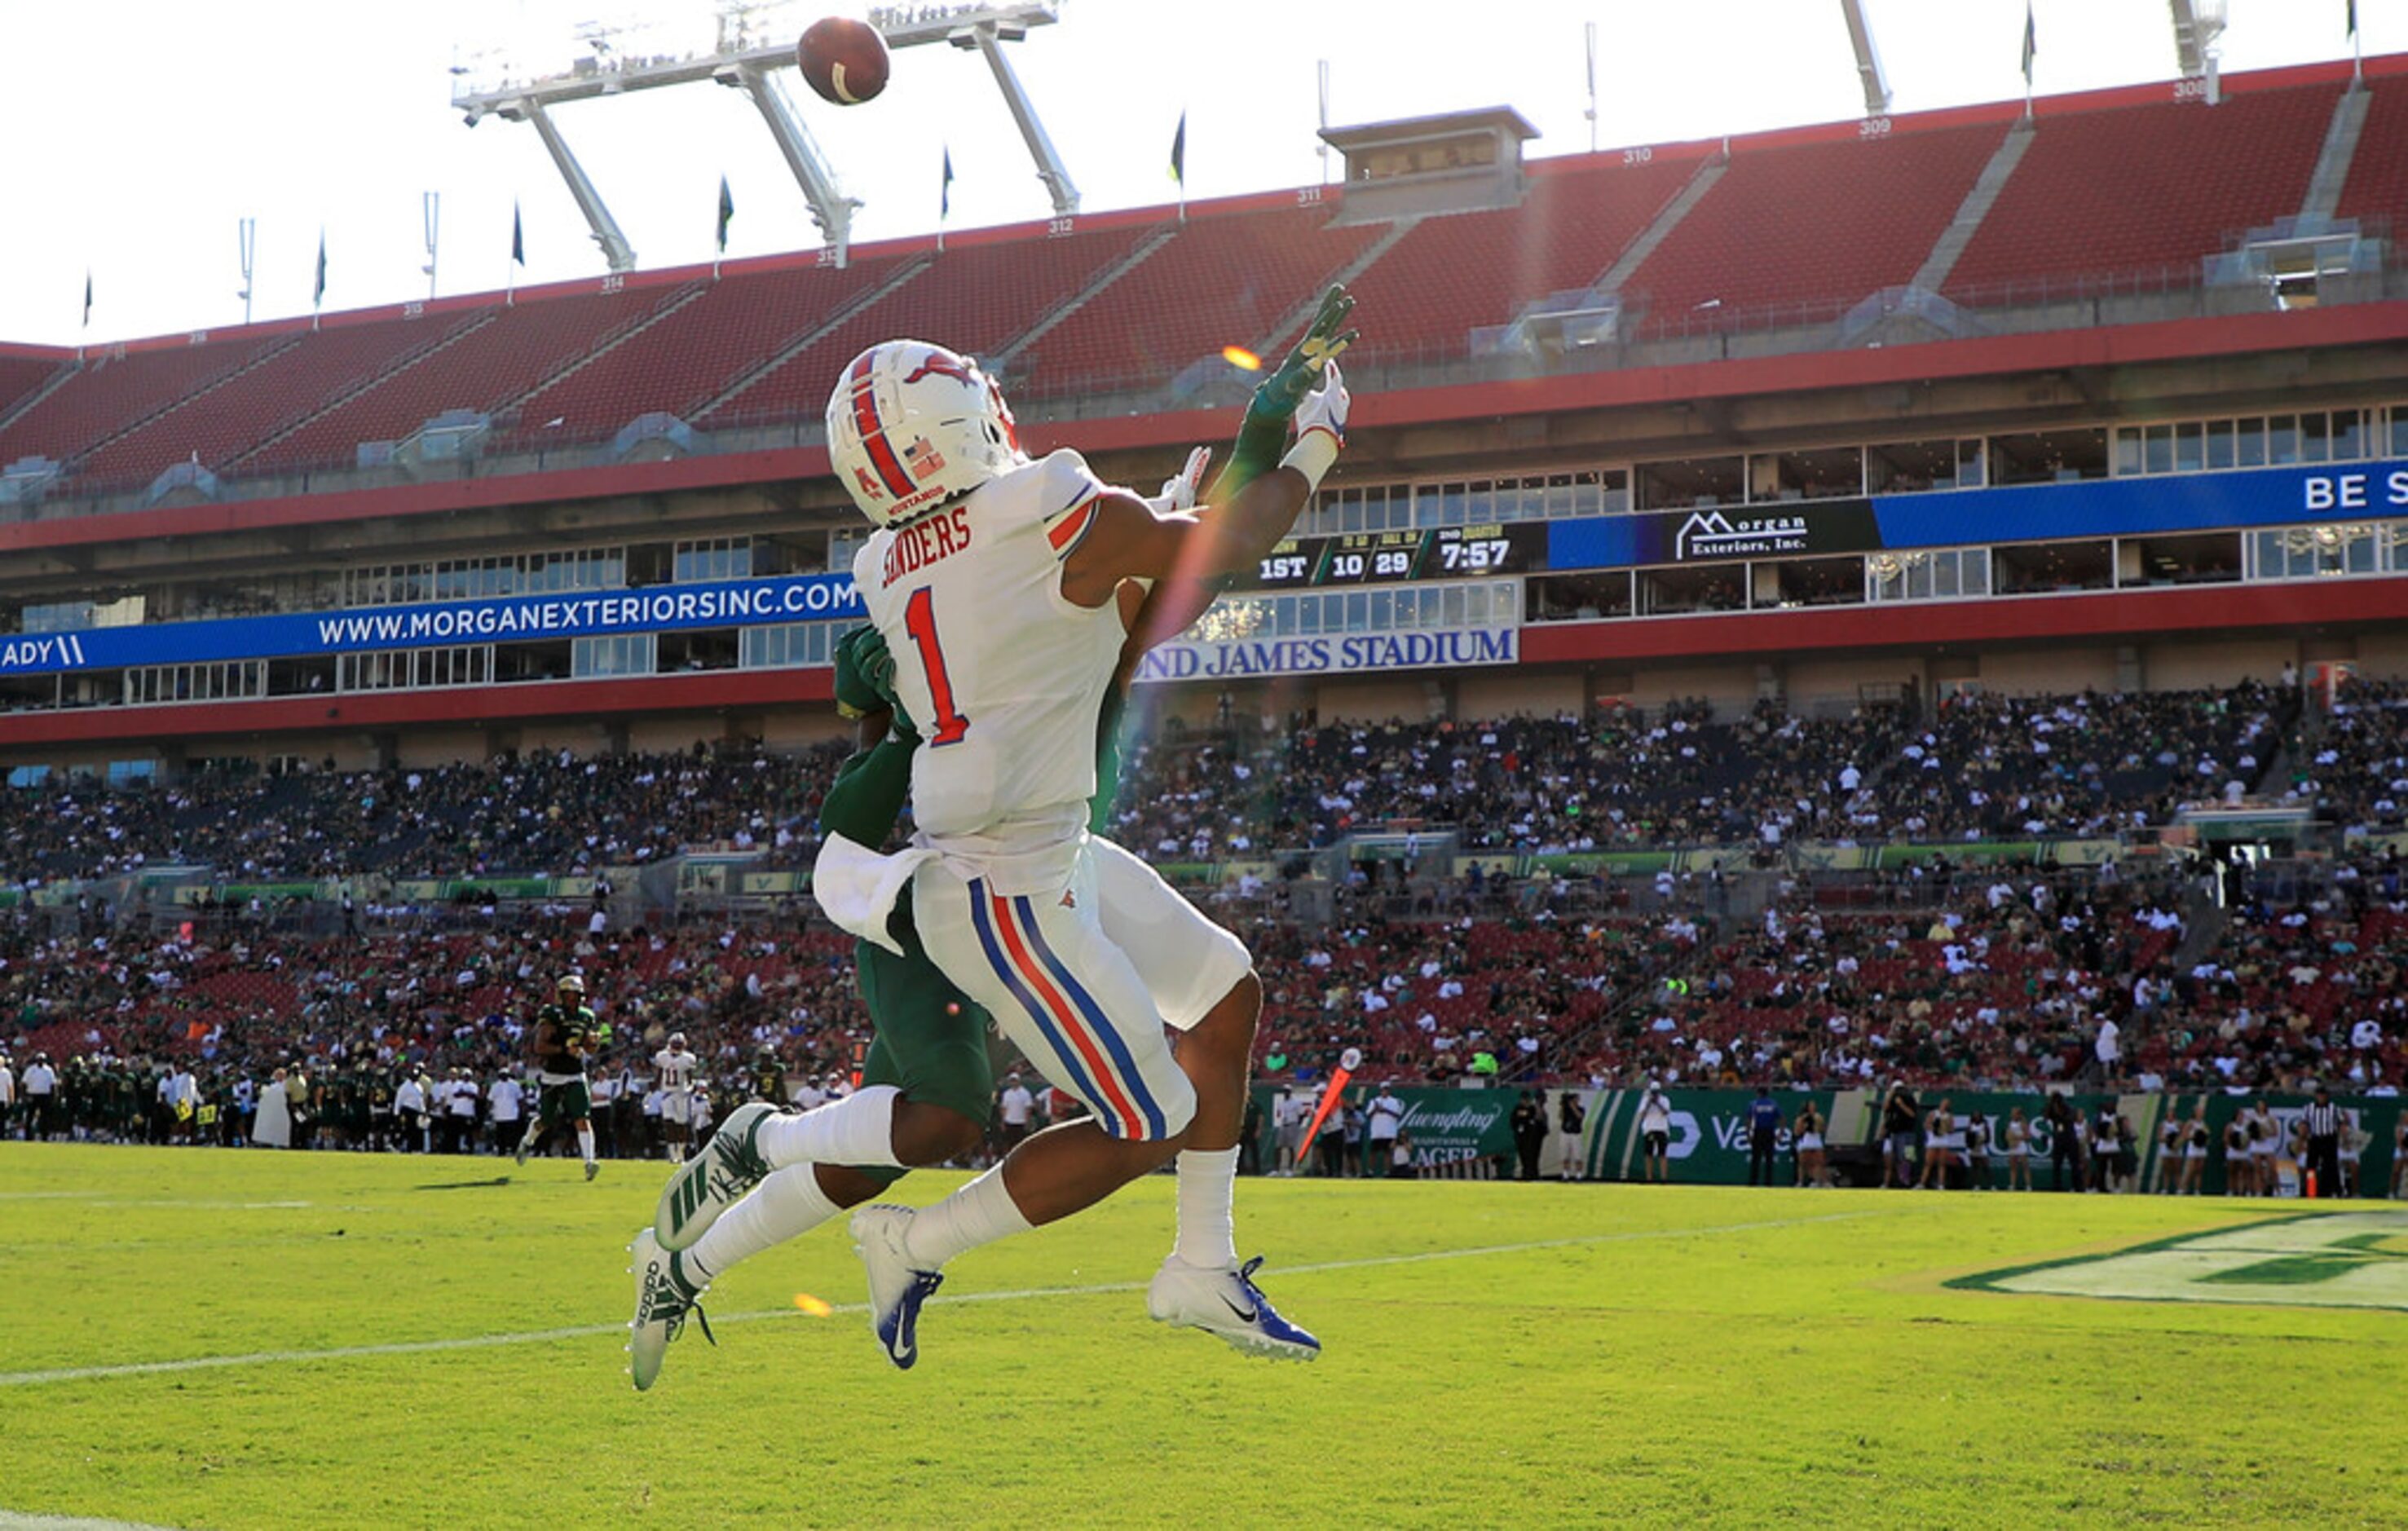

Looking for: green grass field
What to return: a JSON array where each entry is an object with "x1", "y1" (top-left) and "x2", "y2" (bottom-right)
[{"x1": 2, "y1": 1145, "x2": 2401, "y2": 1529}]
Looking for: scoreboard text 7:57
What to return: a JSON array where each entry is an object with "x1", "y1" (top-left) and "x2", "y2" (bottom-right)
[{"x1": 1242, "y1": 523, "x2": 1546, "y2": 589}]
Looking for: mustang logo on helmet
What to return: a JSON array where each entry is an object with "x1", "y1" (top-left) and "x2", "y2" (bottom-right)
[{"x1": 901, "y1": 353, "x2": 977, "y2": 387}]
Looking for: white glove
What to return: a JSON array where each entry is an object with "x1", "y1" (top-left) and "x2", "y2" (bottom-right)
[
  {"x1": 1145, "y1": 446, "x2": 1212, "y2": 514},
  {"x1": 1281, "y1": 361, "x2": 1347, "y2": 492},
  {"x1": 1291, "y1": 360, "x2": 1349, "y2": 447}
]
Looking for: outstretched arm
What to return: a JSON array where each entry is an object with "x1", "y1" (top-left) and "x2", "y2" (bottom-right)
[{"x1": 1061, "y1": 361, "x2": 1350, "y2": 610}]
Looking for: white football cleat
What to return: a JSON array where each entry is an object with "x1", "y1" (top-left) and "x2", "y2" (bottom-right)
[
  {"x1": 654, "y1": 1101, "x2": 779, "y2": 1251},
  {"x1": 627, "y1": 1229, "x2": 712, "y2": 1392},
  {"x1": 1147, "y1": 1255, "x2": 1320, "y2": 1361},
  {"x1": 849, "y1": 1203, "x2": 943, "y2": 1370}
]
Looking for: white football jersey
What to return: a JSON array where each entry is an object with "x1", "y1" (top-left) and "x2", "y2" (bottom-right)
[
  {"x1": 654, "y1": 1048, "x2": 696, "y2": 1094},
  {"x1": 856, "y1": 448, "x2": 1127, "y2": 859}
]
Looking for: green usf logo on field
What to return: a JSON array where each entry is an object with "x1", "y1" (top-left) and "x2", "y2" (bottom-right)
[{"x1": 1952, "y1": 1211, "x2": 2408, "y2": 1312}]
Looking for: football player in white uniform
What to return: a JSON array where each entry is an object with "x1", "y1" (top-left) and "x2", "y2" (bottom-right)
[
  {"x1": 654, "y1": 1034, "x2": 699, "y2": 1163},
  {"x1": 632, "y1": 289, "x2": 1355, "y2": 1382},
  {"x1": 828, "y1": 311, "x2": 1350, "y2": 1367}
]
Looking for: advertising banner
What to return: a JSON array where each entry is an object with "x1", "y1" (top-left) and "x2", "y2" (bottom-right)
[
  {"x1": 1577, "y1": 1088, "x2": 2401, "y2": 1193},
  {"x1": 1250, "y1": 1083, "x2": 1517, "y2": 1174},
  {"x1": 0, "y1": 572, "x2": 865, "y2": 677},
  {"x1": 1546, "y1": 457, "x2": 2408, "y2": 574},
  {"x1": 1237, "y1": 1086, "x2": 2408, "y2": 1191},
  {"x1": 1132, "y1": 625, "x2": 1516, "y2": 684}
]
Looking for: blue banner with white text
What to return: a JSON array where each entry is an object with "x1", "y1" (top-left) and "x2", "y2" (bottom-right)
[{"x1": 0, "y1": 574, "x2": 865, "y2": 677}]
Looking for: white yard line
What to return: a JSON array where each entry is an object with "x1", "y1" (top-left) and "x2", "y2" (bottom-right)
[
  {"x1": 0, "y1": 1193, "x2": 312, "y2": 1210},
  {"x1": 0, "y1": 1514, "x2": 183, "y2": 1531},
  {"x1": 0, "y1": 1207, "x2": 1892, "y2": 1389}
]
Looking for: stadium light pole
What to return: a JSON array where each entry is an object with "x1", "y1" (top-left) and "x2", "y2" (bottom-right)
[
  {"x1": 421, "y1": 192, "x2": 441, "y2": 301},
  {"x1": 2169, "y1": 0, "x2": 2228, "y2": 104},
  {"x1": 451, "y1": 3, "x2": 1075, "y2": 274},
  {"x1": 1839, "y1": 0, "x2": 1892, "y2": 118},
  {"x1": 235, "y1": 217, "x2": 255, "y2": 328}
]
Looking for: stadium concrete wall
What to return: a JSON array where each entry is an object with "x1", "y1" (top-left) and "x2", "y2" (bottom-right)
[{"x1": 1455, "y1": 669, "x2": 1584, "y2": 719}]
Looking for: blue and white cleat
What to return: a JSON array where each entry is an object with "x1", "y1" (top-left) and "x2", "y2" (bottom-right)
[
  {"x1": 1146, "y1": 1255, "x2": 1320, "y2": 1361},
  {"x1": 849, "y1": 1203, "x2": 943, "y2": 1370}
]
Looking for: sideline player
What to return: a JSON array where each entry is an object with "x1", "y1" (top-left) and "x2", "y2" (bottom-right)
[
  {"x1": 515, "y1": 973, "x2": 605, "y2": 1180},
  {"x1": 655, "y1": 1032, "x2": 699, "y2": 1164},
  {"x1": 631, "y1": 292, "x2": 1353, "y2": 1379}
]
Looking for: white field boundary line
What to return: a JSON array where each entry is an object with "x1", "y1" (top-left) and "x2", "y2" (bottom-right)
[
  {"x1": 0, "y1": 1193, "x2": 313, "y2": 1210},
  {"x1": 0, "y1": 1208, "x2": 1894, "y2": 1389},
  {"x1": 0, "y1": 1512, "x2": 183, "y2": 1531}
]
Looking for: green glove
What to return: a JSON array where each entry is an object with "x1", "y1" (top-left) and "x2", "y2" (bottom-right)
[
  {"x1": 832, "y1": 623, "x2": 917, "y2": 739},
  {"x1": 1212, "y1": 285, "x2": 1359, "y2": 504}
]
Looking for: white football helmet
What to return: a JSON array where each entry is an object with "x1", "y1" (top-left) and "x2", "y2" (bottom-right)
[{"x1": 825, "y1": 340, "x2": 1025, "y2": 528}]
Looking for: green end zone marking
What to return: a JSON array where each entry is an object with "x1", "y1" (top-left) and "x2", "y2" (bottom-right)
[
  {"x1": 2200, "y1": 1253, "x2": 2379, "y2": 1286},
  {"x1": 1949, "y1": 1210, "x2": 2408, "y2": 1311}
]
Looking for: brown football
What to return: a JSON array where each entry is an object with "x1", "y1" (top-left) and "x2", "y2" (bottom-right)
[{"x1": 797, "y1": 17, "x2": 889, "y2": 106}]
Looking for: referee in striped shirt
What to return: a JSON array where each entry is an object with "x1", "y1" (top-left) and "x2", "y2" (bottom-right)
[{"x1": 2303, "y1": 1085, "x2": 2344, "y2": 1199}]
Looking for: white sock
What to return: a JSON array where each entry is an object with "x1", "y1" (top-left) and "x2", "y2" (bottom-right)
[
  {"x1": 576, "y1": 1125, "x2": 595, "y2": 1165},
  {"x1": 686, "y1": 1163, "x2": 842, "y2": 1283},
  {"x1": 518, "y1": 1120, "x2": 540, "y2": 1149},
  {"x1": 755, "y1": 1085, "x2": 904, "y2": 1170},
  {"x1": 902, "y1": 1167, "x2": 1032, "y2": 1269},
  {"x1": 1171, "y1": 1147, "x2": 1239, "y2": 1269}
]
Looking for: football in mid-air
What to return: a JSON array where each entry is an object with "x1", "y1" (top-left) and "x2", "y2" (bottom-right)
[{"x1": 797, "y1": 17, "x2": 889, "y2": 105}]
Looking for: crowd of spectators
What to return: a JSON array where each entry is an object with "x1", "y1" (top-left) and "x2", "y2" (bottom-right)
[
  {"x1": 1, "y1": 743, "x2": 848, "y2": 885},
  {"x1": 0, "y1": 680, "x2": 2366, "y2": 895},
  {"x1": 7, "y1": 678, "x2": 2408, "y2": 1141}
]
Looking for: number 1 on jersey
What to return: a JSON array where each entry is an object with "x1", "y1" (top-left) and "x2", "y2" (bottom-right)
[{"x1": 903, "y1": 585, "x2": 971, "y2": 746}]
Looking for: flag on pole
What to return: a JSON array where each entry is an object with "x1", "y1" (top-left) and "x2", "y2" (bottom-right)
[
  {"x1": 82, "y1": 270, "x2": 92, "y2": 329},
  {"x1": 2020, "y1": 2, "x2": 2037, "y2": 89},
  {"x1": 313, "y1": 231, "x2": 327, "y2": 307},
  {"x1": 937, "y1": 146, "x2": 955, "y2": 253},
  {"x1": 716, "y1": 175, "x2": 734, "y2": 254},
  {"x1": 510, "y1": 202, "x2": 525, "y2": 267},
  {"x1": 1171, "y1": 110, "x2": 1188, "y2": 223},
  {"x1": 2348, "y1": 0, "x2": 2358, "y2": 39}
]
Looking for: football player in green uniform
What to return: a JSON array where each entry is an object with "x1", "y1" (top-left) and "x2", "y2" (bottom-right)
[
  {"x1": 517, "y1": 973, "x2": 607, "y2": 1180},
  {"x1": 628, "y1": 288, "x2": 1354, "y2": 1388}
]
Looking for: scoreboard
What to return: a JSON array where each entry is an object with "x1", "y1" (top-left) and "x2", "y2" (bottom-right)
[{"x1": 1241, "y1": 523, "x2": 1547, "y2": 589}]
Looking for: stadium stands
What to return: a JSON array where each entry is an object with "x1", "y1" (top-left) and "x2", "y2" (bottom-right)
[
  {"x1": 1325, "y1": 154, "x2": 1700, "y2": 362},
  {"x1": 497, "y1": 254, "x2": 907, "y2": 447},
  {"x1": 1, "y1": 61, "x2": 2400, "y2": 494},
  {"x1": 247, "y1": 284, "x2": 692, "y2": 473},
  {"x1": 75, "y1": 313, "x2": 479, "y2": 483},
  {"x1": 2337, "y1": 75, "x2": 2408, "y2": 240},
  {"x1": 0, "y1": 353, "x2": 61, "y2": 423},
  {"x1": 702, "y1": 220, "x2": 1159, "y2": 427},
  {"x1": 0, "y1": 330, "x2": 294, "y2": 474},
  {"x1": 1943, "y1": 80, "x2": 2341, "y2": 299},
  {"x1": 1620, "y1": 119, "x2": 2006, "y2": 325},
  {"x1": 1011, "y1": 200, "x2": 1383, "y2": 395}
]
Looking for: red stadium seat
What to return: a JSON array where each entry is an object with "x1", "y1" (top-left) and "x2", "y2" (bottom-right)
[
  {"x1": 1944, "y1": 81, "x2": 2341, "y2": 300},
  {"x1": 1621, "y1": 121, "x2": 2006, "y2": 328}
]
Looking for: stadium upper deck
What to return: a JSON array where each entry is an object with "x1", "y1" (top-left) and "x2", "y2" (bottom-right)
[{"x1": 5, "y1": 55, "x2": 2408, "y2": 769}]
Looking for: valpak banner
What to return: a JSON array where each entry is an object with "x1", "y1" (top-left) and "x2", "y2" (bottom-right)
[
  {"x1": 1132, "y1": 625, "x2": 1516, "y2": 684},
  {"x1": 0, "y1": 573, "x2": 865, "y2": 677}
]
